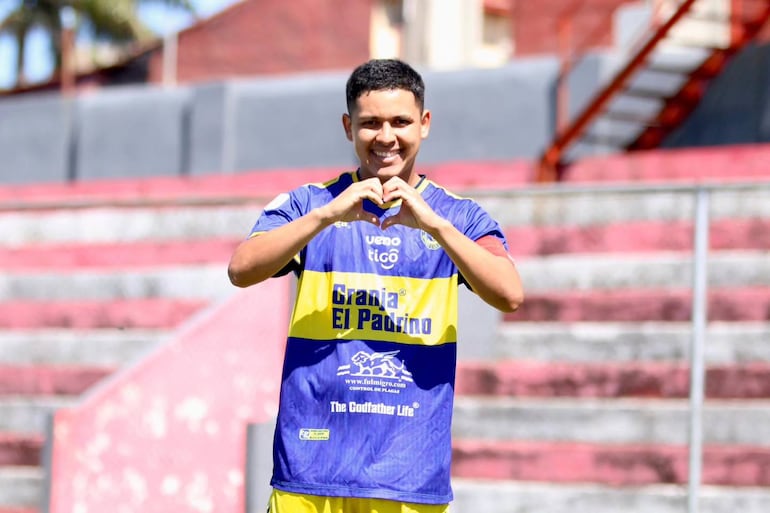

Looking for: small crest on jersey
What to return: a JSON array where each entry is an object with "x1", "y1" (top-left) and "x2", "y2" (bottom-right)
[
  {"x1": 299, "y1": 428, "x2": 330, "y2": 441},
  {"x1": 420, "y1": 231, "x2": 441, "y2": 250},
  {"x1": 264, "y1": 193, "x2": 289, "y2": 211}
]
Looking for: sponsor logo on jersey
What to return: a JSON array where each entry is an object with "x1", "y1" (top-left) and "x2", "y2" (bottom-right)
[
  {"x1": 331, "y1": 283, "x2": 432, "y2": 336},
  {"x1": 329, "y1": 400, "x2": 418, "y2": 417},
  {"x1": 299, "y1": 428, "x2": 330, "y2": 441},
  {"x1": 333, "y1": 350, "x2": 418, "y2": 416},
  {"x1": 366, "y1": 234, "x2": 401, "y2": 270}
]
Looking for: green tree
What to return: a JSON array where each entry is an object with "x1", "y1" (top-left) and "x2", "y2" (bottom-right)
[{"x1": 0, "y1": 0, "x2": 195, "y2": 87}]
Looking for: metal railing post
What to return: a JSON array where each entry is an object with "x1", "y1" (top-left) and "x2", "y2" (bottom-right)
[
  {"x1": 245, "y1": 418, "x2": 277, "y2": 513},
  {"x1": 688, "y1": 186, "x2": 710, "y2": 513}
]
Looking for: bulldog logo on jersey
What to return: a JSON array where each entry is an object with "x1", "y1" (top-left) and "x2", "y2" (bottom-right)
[{"x1": 337, "y1": 350, "x2": 413, "y2": 383}]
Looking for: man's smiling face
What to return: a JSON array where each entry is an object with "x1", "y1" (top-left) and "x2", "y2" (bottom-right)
[{"x1": 343, "y1": 88, "x2": 431, "y2": 186}]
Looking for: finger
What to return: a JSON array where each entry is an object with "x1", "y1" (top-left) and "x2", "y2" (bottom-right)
[
  {"x1": 362, "y1": 182, "x2": 385, "y2": 205},
  {"x1": 355, "y1": 208, "x2": 380, "y2": 225},
  {"x1": 381, "y1": 215, "x2": 398, "y2": 230},
  {"x1": 380, "y1": 212, "x2": 412, "y2": 230},
  {"x1": 382, "y1": 184, "x2": 406, "y2": 203}
]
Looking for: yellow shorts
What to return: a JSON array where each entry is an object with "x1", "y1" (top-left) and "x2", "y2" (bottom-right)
[{"x1": 268, "y1": 489, "x2": 450, "y2": 513}]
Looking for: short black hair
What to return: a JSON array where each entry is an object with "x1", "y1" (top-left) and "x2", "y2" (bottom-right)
[{"x1": 345, "y1": 59, "x2": 425, "y2": 114}]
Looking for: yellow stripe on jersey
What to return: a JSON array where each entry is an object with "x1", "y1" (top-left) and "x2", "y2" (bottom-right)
[
  {"x1": 289, "y1": 270, "x2": 458, "y2": 346},
  {"x1": 268, "y1": 489, "x2": 449, "y2": 513}
]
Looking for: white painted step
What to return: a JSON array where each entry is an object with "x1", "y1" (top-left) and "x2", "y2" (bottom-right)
[
  {"x1": 0, "y1": 329, "x2": 165, "y2": 366},
  {"x1": 1, "y1": 264, "x2": 233, "y2": 301},
  {"x1": 0, "y1": 203, "x2": 259, "y2": 245},
  {"x1": 451, "y1": 479, "x2": 770, "y2": 513},
  {"x1": 479, "y1": 188, "x2": 770, "y2": 227},
  {"x1": 0, "y1": 466, "x2": 42, "y2": 508},
  {"x1": 493, "y1": 322, "x2": 770, "y2": 363},
  {"x1": 518, "y1": 251, "x2": 770, "y2": 290},
  {"x1": 0, "y1": 397, "x2": 75, "y2": 435},
  {"x1": 452, "y1": 397, "x2": 770, "y2": 445}
]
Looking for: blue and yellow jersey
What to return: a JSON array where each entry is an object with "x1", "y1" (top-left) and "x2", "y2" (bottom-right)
[{"x1": 249, "y1": 171, "x2": 508, "y2": 505}]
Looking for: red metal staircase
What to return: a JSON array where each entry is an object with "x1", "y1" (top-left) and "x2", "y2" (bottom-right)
[{"x1": 538, "y1": 0, "x2": 770, "y2": 182}]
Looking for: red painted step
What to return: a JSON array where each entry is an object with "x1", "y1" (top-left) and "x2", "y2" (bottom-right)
[
  {"x1": 562, "y1": 143, "x2": 770, "y2": 183},
  {"x1": 456, "y1": 361, "x2": 770, "y2": 399},
  {"x1": 0, "y1": 434, "x2": 41, "y2": 467},
  {"x1": 0, "y1": 161, "x2": 530, "y2": 207},
  {"x1": 0, "y1": 239, "x2": 238, "y2": 270},
  {"x1": 452, "y1": 440, "x2": 770, "y2": 487},
  {"x1": 505, "y1": 287, "x2": 770, "y2": 322},
  {"x1": 0, "y1": 299, "x2": 206, "y2": 329},
  {"x1": 0, "y1": 366, "x2": 112, "y2": 396},
  {"x1": 505, "y1": 218, "x2": 770, "y2": 256}
]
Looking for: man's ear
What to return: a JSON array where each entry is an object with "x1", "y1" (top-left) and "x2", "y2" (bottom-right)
[
  {"x1": 420, "y1": 109, "x2": 431, "y2": 139},
  {"x1": 342, "y1": 113, "x2": 353, "y2": 141}
]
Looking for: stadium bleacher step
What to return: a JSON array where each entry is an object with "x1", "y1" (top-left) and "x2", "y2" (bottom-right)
[
  {"x1": 450, "y1": 479, "x2": 770, "y2": 513},
  {"x1": 0, "y1": 366, "x2": 109, "y2": 397},
  {"x1": 456, "y1": 360, "x2": 770, "y2": 399},
  {"x1": 493, "y1": 322, "x2": 770, "y2": 362},
  {"x1": 519, "y1": 251, "x2": 770, "y2": 290},
  {"x1": 452, "y1": 439, "x2": 770, "y2": 486},
  {"x1": 452, "y1": 397, "x2": 770, "y2": 445},
  {"x1": 0, "y1": 299, "x2": 206, "y2": 330},
  {"x1": 504, "y1": 287, "x2": 770, "y2": 322},
  {"x1": 0, "y1": 397, "x2": 77, "y2": 435},
  {"x1": 0, "y1": 435, "x2": 40, "y2": 468},
  {"x1": 1, "y1": 264, "x2": 233, "y2": 302},
  {"x1": 0, "y1": 467, "x2": 42, "y2": 510},
  {"x1": 0, "y1": 329, "x2": 165, "y2": 366}
]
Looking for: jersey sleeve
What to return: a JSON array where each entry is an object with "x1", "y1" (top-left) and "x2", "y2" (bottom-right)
[
  {"x1": 247, "y1": 187, "x2": 312, "y2": 277},
  {"x1": 454, "y1": 199, "x2": 511, "y2": 288},
  {"x1": 460, "y1": 199, "x2": 508, "y2": 249}
]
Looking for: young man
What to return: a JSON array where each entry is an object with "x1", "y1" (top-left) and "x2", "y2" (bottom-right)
[{"x1": 228, "y1": 59, "x2": 523, "y2": 513}]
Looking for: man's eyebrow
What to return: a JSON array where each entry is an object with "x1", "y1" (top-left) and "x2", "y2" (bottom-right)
[{"x1": 357, "y1": 114, "x2": 415, "y2": 121}]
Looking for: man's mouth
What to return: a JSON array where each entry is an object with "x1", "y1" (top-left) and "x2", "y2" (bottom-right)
[{"x1": 372, "y1": 149, "x2": 400, "y2": 163}]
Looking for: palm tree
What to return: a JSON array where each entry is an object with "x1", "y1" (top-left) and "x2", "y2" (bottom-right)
[{"x1": 0, "y1": 0, "x2": 195, "y2": 88}]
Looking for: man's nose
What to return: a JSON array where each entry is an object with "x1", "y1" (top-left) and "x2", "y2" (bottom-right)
[{"x1": 376, "y1": 122, "x2": 395, "y2": 143}]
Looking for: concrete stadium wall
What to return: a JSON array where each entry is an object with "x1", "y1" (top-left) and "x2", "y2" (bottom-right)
[
  {"x1": 0, "y1": 58, "x2": 560, "y2": 185},
  {"x1": 0, "y1": 94, "x2": 75, "y2": 184},
  {"x1": 76, "y1": 86, "x2": 193, "y2": 180}
]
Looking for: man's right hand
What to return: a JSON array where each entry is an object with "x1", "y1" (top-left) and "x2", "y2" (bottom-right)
[{"x1": 317, "y1": 177, "x2": 384, "y2": 226}]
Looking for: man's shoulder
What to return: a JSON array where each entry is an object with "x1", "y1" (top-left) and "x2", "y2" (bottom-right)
[
  {"x1": 421, "y1": 177, "x2": 474, "y2": 205},
  {"x1": 302, "y1": 170, "x2": 357, "y2": 193}
]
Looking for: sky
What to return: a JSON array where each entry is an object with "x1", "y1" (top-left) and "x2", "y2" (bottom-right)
[{"x1": 0, "y1": 0, "x2": 240, "y2": 89}]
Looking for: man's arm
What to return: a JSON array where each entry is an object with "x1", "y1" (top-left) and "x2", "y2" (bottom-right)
[
  {"x1": 228, "y1": 208, "x2": 331, "y2": 287},
  {"x1": 228, "y1": 177, "x2": 386, "y2": 288},
  {"x1": 431, "y1": 224, "x2": 523, "y2": 312}
]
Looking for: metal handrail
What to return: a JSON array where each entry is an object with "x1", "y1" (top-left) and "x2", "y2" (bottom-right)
[{"x1": 540, "y1": 0, "x2": 699, "y2": 182}]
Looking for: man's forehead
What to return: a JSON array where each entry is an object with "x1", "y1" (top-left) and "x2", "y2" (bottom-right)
[{"x1": 352, "y1": 89, "x2": 422, "y2": 115}]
